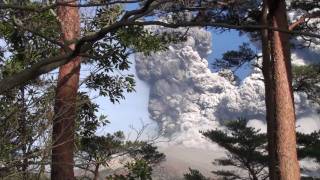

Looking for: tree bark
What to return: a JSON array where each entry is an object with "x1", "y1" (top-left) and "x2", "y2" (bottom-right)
[
  {"x1": 261, "y1": 1, "x2": 277, "y2": 179},
  {"x1": 51, "y1": 1, "x2": 80, "y2": 179},
  {"x1": 268, "y1": 0, "x2": 300, "y2": 179},
  {"x1": 93, "y1": 163, "x2": 100, "y2": 180}
]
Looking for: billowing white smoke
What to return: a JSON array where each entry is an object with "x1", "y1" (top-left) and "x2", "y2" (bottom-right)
[{"x1": 135, "y1": 27, "x2": 320, "y2": 148}]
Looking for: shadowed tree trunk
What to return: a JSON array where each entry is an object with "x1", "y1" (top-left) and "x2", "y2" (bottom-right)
[
  {"x1": 261, "y1": 1, "x2": 277, "y2": 179},
  {"x1": 268, "y1": 0, "x2": 300, "y2": 179},
  {"x1": 51, "y1": 0, "x2": 81, "y2": 179},
  {"x1": 93, "y1": 163, "x2": 100, "y2": 180}
]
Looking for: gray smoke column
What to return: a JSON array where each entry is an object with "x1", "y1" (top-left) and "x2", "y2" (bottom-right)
[{"x1": 135, "y1": 27, "x2": 319, "y2": 148}]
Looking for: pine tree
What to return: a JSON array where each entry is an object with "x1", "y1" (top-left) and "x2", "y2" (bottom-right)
[
  {"x1": 184, "y1": 168, "x2": 210, "y2": 180},
  {"x1": 292, "y1": 65, "x2": 320, "y2": 106},
  {"x1": 202, "y1": 118, "x2": 268, "y2": 180},
  {"x1": 192, "y1": 118, "x2": 320, "y2": 179},
  {"x1": 212, "y1": 43, "x2": 256, "y2": 72},
  {"x1": 297, "y1": 131, "x2": 320, "y2": 164}
]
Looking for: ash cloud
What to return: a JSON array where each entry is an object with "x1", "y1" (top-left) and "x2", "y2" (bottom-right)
[{"x1": 135, "y1": 27, "x2": 319, "y2": 147}]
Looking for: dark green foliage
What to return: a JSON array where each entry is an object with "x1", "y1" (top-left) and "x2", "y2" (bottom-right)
[
  {"x1": 290, "y1": 0, "x2": 319, "y2": 12},
  {"x1": 0, "y1": 85, "x2": 55, "y2": 179},
  {"x1": 84, "y1": 7, "x2": 136, "y2": 103},
  {"x1": 117, "y1": 26, "x2": 166, "y2": 54},
  {"x1": 104, "y1": 143, "x2": 165, "y2": 180},
  {"x1": 128, "y1": 143, "x2": 165, "y2": 164},
  {"x1": 297, "y1": 130, "x2": 320, "y2": 179},
  {"x1": 76, "y1": 131, "x2": 126, "y2": 174},
  {"x1": 212, "y1": 43, "x2": 256, "y2": 72},
  {"x1": 79, "y1": 132, "x2": 125, "y2": 161},
  {"x1": 292, "y1": 65, "x2": 320, "y2": 105},
  {"x1": 76, "y1": 92, "x2": 109, "y2": 137},
  {"x1": 202, "y1": 118, "x2": 268, "y2": 180},
  {"x1": 197, "y1": 117, "x2": 320, "y2": 179},
  {"x1": 184, "y1": 168, "x2": 210, "y2": 180},
  {"x1": 297, "y1": 130, "x2": 320, "y2": 163},
  {"x1": 83, "y1": 6, "x2": 186, "y2": 103},
  {"x1": 125, "y1": 159, "x2": 153, "y2": 180},
  {"x1": 106, "y1": 160, "x2": 152, "y2": 180},
  {"x1": 301, "y1": 177, "x2": 320, "y2": 180},
  {"x1": 0, "y1": 3, "x2": 60, "y2": 78},
  {"x1": 0, "y1": 2, "x2": 59, "y2": 177},
  {"x1": 86, "y1": 74, "x2": 135, "y2": 104},
  {"x1": 196, "y1": 0, "x2": 260, "y2": 26}
]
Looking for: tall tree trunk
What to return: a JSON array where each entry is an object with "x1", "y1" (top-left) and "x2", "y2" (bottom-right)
[
  {"x1": 268, "y1": 0, "x2": 300, "y2": 179},
  {"x1": 261, "y1": 1, "x2": 277, "y2": 179},
  {"x1": 51, "y1": 1, "x2": 81, "y2": 179}
]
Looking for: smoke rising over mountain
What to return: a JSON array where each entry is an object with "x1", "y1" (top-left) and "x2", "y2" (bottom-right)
[{"x1": 135, "y1": 27, "x2": 320, "y2": 148}]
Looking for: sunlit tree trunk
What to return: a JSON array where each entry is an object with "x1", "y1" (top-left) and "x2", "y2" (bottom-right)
[
  {"x1": 268, "y1": 0, "x2": 300, "y2": 179},
  {"x1": 51, "y1": 0, "x2": 81, "y2": 179}
]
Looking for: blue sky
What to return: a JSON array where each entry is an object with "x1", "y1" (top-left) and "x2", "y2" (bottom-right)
[{"x1": 208, "y1": 30, "x2": 251, "y2": 65}]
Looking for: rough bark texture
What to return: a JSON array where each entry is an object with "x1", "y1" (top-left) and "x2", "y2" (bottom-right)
[
  {"x1": 51, "y1": 1, "x2": 80, "y2": 179},
  {"x1": 268, "y1": 0, "x2": 300, "y2": 179},
  {"x1": 261, "y1": 1, "x2": 277, "y2": 179}
]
